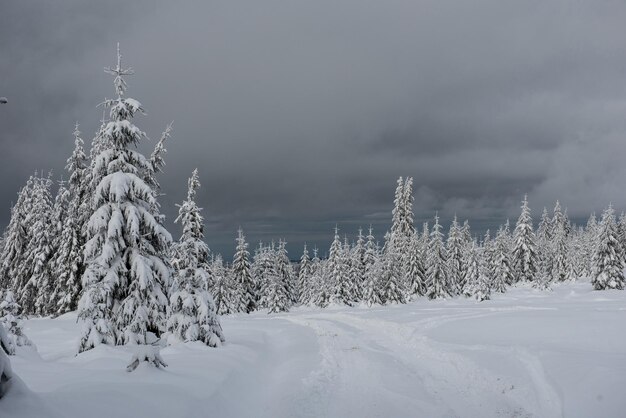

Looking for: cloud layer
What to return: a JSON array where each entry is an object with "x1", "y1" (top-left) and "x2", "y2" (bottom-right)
[{"x1": 2, "y1": 0, "x2": 626, "y2": 257}]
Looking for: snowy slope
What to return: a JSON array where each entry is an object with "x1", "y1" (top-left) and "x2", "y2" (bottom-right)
[{"x1": 2, "y1": 282, "x2": 626, "y2": 418}]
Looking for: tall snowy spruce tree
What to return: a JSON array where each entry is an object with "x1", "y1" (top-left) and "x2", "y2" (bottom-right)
[
  {"x1": 252, "y1": 244, "x2": 273, "y2": 309},
  {"x1": 266, "y1": 268, "x2": 289, "y2": 314},
  {"x1": 363, "y1": 227, "x2": 382, "y2": 306},
  {"x1": 491, "y1": 225, "x2": 512, "y2": 292},
  {"x1": 379, "y1": 246, "x2": 406, "y2": 304},
  {"x1": 426, "y1": 215, "x2": 450, "y2": 299},
  {"x1": 350, "y1": 229, "x2": 367, "y2": 301},
  {"x1": 568, "y1": 227, "x2": 587, "y2": 280},
  {"x1": 462, "y1": 242, "x2": 490, "y2": 301},
  {"x1": 405, "y1": 232, "x2": 426, "y2": 298},
  {"x1": 535, "y1": 240, "x2": 554, "y2": 291},
  {"x1": 51, "y1": 125, "x2": 89, "y2": 314},
  {"x1": 233, "y1": 228, "x2": 255, "y2": 313},
  {"x1": 512, "y1": 195, "x2": 538, "y2": 283},
  {"x1": 211, "y1": 255, "x2": 236, "y2": 315},
  {"x1": 310, "y1": 248, "x2": 330, "y2": 308},
  {"x1": 618, "y1": 212, "x2": 626, "y2": 264},
  {"x1": 78, "y1": 45, "x2": 172, "y2": 353},
  {"x1": 583, "y1": 213, "x2": 599, "y2": 278},
  {"x1": 167, "y1": 169, "x2": 224, "y2": 346},
  {"x1": 297, "y1": 244, "x2": 312, "y2": 305},
  {"x1": 276, "y1": 240, "x2": 296, "y2": 305},
  {"x1": 47, "y1": 179, "x2": 71, "y2": 313},
  {"x1": 20, "y1": 174, "x2": 54, "y2": 316},
  {"x1": 389, "y1": 177, "x2": 415, "y2": 284},
  {"x1": 390, "y1": 177, "x2": 405, "y2": 245},
  {"x1": 446, "y1": 216, "x2": 465, "y2": 295},
  {"x1": 327, "y1": 227, "x2": 353, "y2": 305},
  {"x1": 264, "y1": 244, "x2": 290, "y2": 313},
  {"x1": 551, "y1": 201, "x2": 570, "y2": 282},
  {"x1": 536, "y1": 207, "x2": 552, "y2": 244},
  {"x1": 381, "y1": 230, "x2": 406, "y2": 304},
  {"x1": 0, "y1": 176, "x2": 35, "y2": 291},
  {"x1": 535, "y1": 205, "x2": 553, "y2": 284},
  {"x1": 591, "y1": 205, "x2": 625, "y2": 290}
]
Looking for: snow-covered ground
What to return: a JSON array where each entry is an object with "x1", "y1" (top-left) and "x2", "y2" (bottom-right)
[{"x1": 2, "y1": 282, "x2": 626, "y2": 418}]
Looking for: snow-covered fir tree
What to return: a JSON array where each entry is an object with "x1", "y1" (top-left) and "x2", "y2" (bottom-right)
[
  {"x1": 461, "y1": 220, "x2": 472, "y2": 246},
  {"x1": 233, "y1": 228, "x2": 255, "y2": 313},
  {"x1": 617, "y1": 212, "x2": 626, "y2": 264},
  {"x1": 491, "y1": 225, "x2": 512, "y2": 292},
  {"x1": 20, "y1": 174, "x2": 54, "y2": 316},
  {"x1": 462, "y1": 242, "x2": 478, "y2": 298},
  {"x1": 126, "y1": 345, "x2": 168, "y2": 372},
  {"x1": 297, "y1": 244, "x2": 312, "y2": 305},
  {"x1": 379, "y1": 243, "x2": 406, "y2": 304},
  {"x1": 342, "y1": 236, "x2": 359, "y2": 304},
  {"x1": 167, "y1": 169, "x2": 224, "y2": 346},
  {"x1": 551, "y1": 221, "x2": 569, "y2": 282},
  {"x1": 310, "y1": 248, "x2": 330, "y2": 308},
  {"x1": 52, "y1": 128, "x2": 88, "y2": 314},
  {"x1": 302, "y1": 247, "x2": 322, "y2": 306},
  {"x1": 512, "y1": 195, "x2": 538, "y2": 283},
  {"x1": 211, "y1": 256, "x2": 236, "y2": 315},
  {"x1": 419, "y1": 222, "x2": 430, "y2": 269},
  {"x1": 462, "y1": 242, "x2": 490, "y2": 301},
  {"x1": 0, "y1": 290, "x2": 33, "y2": 354},
  {"x1": 146, "y1": 124, "x2": 172, "y2": 198},
  {"x1": 266, "y1": 268, "x2": 289, "y2": 314},
  {"x1": 378, "y1": 227, "x2": 406, "y2": 304},
  {"x1": 481, "y1": 230, "x2": 496, "y2": 290},
  {"x1": 426, "y1": 214, "x2": 450, "y2": 299},
  {"x1": 362, "y1": 226, "x2": 382, "y2": 306},
  {"x1": 66, "y1": 122, "x2": 90, "y2": 221},
  {"x1": 363, "y1": 260, "x2": 383, "y2": 306},
  {"x1": 535, "y1": 206, "x2": 552, "y2": 283},
  {"x1": 591, "y1": 205, "x2": 625, "y2": 290},
  {"x1": 350, "y1": 229, "x2": 367, "y2": 301},
  {"x1": 327, "y1": 227, "x2": 353, "y2": 305},
  {"x1": 583, "y1": 213, "x2": 599, "y2": 278},
  {"x1": 568, "y1": 226, "x2": 587, "y2": 281},
  {"x1": 405, "y1": 231, "x2": 426, "y2": 298},
  {"x1": 389, "y1": 177, "x2": 415, "y2": 282},
  {"x1": 78, "y1": 45, "x2": 172, "y2": 352},
  {"x1": 400, "y1": 177, "x2": 415, "y2": 275},
  {"x1": 1, "y1": 320, "x2": 14, "y2": 359},
  {"x1": 551, "y1": 201, "x2": 569, "y2": 236},
  {"x1": 534, "y1": 241, "x2": 554, "y2": 291},
  {"x1": 275, "y1": 240, "x2": 296, "y2": 306},
  {"x1": 0, "y1": 175, "x2": 35, "y2": 291},
  {"x1": 536, "y1": 207, "x2": 552, "y2": 243},
  {"x1": 551, "y1": 201, "x2": 570, "y2": 282},
  {"x1": 257, "y1": 244, "x2": 290, "y2": 313},
  {"x1": 252, "y1": 243, "x2": 274, "y2": 309},
  {"x1": 446, "y1": 216, "x2": 465, "y2": 295},
  {"x1": 400, "y1": 178, "x2": 415, "y2": 237},
  {"x1": 47, "y1": 179, "x2": 71, "y2": 314},
  {"x1": 390, "y1": 177, "x2": 405, "y2": 243}
]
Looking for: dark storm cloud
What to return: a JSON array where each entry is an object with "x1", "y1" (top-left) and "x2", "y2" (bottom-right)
[{"x1": 2, "y1": 0, "x2": 626, "y2": 257}]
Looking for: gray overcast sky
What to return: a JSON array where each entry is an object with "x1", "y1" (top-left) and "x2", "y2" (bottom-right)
[{"x1": 2, "y1": 0, "x2": 626, "y2": 258}]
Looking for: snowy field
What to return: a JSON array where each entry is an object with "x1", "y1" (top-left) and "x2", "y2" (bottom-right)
[{"x1": 2, "y1": 282, "x2": 626, "y2": 418}]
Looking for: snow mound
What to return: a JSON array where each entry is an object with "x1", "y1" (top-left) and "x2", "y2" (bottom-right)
[{"x1": 4, "y1": 282, "x2": 626, "y2": 418}]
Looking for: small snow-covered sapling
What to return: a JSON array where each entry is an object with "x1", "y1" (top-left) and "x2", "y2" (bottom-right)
[{"x1": 126, "y1": 344, "x2": 168, "y2": 372}]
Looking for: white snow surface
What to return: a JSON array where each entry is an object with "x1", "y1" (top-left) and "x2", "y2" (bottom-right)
[{"x1": 2, "y1": 282, "x2": 625, "y2": 418}]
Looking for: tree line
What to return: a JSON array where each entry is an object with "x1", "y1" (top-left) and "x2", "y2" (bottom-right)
[{"x1": 0, "y1": 46, "x2": 624, "y2": 369}]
